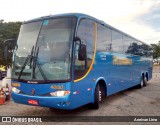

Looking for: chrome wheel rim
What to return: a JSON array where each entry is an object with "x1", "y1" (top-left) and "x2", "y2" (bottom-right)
[{"x1": 141, "y1": 79, "x2": 143, "y2": 87}]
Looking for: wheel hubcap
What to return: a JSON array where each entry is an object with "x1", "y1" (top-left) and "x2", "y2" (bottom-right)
[
  {"x1": 99, "y1": 91, "x2": 102, "y2": 102},
  {"x1": 141, "y1": 80, "x2": 143, "y2": 87}
]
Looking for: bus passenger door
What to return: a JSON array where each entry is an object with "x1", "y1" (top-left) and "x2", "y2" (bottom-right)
[{"x1": 72, "y1": 19, "x2": 96, "y2": 105}]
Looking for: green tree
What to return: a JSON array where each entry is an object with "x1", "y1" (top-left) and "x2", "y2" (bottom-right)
[
  {"x1": 151, "y1": 41, "x2": 160, "y2": 59},
  {"x1": 0, "y1": 20, "x2": 22, "y2": 67}
]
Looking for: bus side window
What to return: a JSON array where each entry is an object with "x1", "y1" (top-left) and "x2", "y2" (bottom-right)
[{"x1": 97, "y1": 24, "x2": 112, "y2": 52}]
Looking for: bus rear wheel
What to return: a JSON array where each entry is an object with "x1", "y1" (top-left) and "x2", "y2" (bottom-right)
[
  {"x1": 143, "y1": 77, "x2": 148, "y2": 86},
  {"x1": 138, "y1": 77, "x2": 144, "y2": 88},
  {"x1": 90, "y1": 84, "x2": 101, "y2": 109}
]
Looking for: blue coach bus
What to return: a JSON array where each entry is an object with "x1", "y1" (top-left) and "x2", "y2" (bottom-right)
[{"x1": 10, "y1": 13, "x2": 152, "y2": 110}]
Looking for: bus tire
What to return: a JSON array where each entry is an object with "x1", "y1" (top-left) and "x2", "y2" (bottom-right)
[
  {"x1": 138, "y1": 77, "x2": 144, "y2": 88},
  {"x1": 91, "y1": 84, "x2": 101, "y2": 109},
  {"x1": 0, "y1": 73, "x2": 2, "y2": 80},
  {"x1": 143, "y1": 77, "x2": 147, "y2": 86}
]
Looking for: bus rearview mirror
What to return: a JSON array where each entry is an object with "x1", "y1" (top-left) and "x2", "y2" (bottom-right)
[
  {"x1": 3, "y1": 39, "x2": 17, "y2": 61},
  {"x1": 78, "y1": 44, "x2": 86, "y2": 61},
  {"x1": 4, "y1": 46, "x2": 8, "y2": 61},
  {"x1": 74, "y1": 37, "x2": 86, "y2": 61}
]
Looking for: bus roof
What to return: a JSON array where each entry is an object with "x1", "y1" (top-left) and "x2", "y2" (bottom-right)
[
  {"x1": 24, "y1": 13, "x2": 150, "y2": 47},
  {"x1": 24, "y1": 13, "x2": 99, "y2": 23}
]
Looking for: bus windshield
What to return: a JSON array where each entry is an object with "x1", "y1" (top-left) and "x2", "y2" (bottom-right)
[{"x1": 12, "y1": 17, "x2": 76, "y2": 82}]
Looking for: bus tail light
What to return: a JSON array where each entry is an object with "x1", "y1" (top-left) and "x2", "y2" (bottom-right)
[{"x1": 50, "y1": 91, "x2": 70, "y2": 97}]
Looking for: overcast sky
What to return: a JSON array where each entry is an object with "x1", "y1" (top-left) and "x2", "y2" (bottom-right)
[{"x1": 0, "y1": 0, "x2": 159, "y2": 44}]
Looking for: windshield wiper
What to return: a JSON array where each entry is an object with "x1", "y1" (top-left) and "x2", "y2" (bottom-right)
[
  {"x1": 18, "y1": 46, "x2": 34, "y2": 80},
  {"x1": 32, "y1": 47, "x2": 48, "y2": 81},
  {"x1": 18, "y1": 45, "x2": 48, "y2": 82}
]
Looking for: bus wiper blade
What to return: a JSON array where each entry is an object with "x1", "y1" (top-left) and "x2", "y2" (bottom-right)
[
  {"x1": 32, "y1": 47, "x2": 48, "y2": 82},
  {"x1": 18, "y1": 46, "x2": 34, "y2": 80},
  {"x1": 29, "y1": 45, "x2": 34, "y2": 68}
]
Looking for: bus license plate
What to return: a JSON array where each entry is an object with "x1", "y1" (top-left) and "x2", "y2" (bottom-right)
[{"x1": 28, "y1": 99, "x2": 38, "y2": 105}]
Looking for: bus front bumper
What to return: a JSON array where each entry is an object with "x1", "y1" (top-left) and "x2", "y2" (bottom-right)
[{"x1": 11, "y1": 91, "x2": 74, "y2": 110}]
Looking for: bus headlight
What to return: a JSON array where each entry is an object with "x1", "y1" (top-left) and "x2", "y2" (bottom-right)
[
  {"x1": 12, "y1": 87, "x2": 20, "y2": 93},
  {"x1": 50, "y1": 91, "x2": 70, "y2": 97}
]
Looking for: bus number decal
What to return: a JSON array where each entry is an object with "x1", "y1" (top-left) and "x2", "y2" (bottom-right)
[{"x1": 51, "y1": 85, "x2": 63, "y2": 90}]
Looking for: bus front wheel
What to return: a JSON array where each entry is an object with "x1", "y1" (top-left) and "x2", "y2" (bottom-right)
[{"x1": 90, "y1": 84, "x2": 101, "y2": 109}]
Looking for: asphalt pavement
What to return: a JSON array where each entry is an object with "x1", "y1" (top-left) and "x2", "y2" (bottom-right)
[{"x1": 0, "y1": 66, "x2": 160, "y2": 125}]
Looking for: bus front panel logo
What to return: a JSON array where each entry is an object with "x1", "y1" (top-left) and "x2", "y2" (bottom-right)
[{"x1": 31, "y1": 89, "x2": 35, "y2": 96}]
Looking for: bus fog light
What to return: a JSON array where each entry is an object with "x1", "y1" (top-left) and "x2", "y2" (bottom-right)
[
  {"x1": 12, "y1": 87, "x2": 20, "y2": 93},
  {"x1": 50, "y1": 91, "x2": 70, "y2": 97}
]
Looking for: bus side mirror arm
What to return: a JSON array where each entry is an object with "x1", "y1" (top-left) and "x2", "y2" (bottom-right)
[{"x1": 74, "y1": 36, "x2": 82, "y2": 49}]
